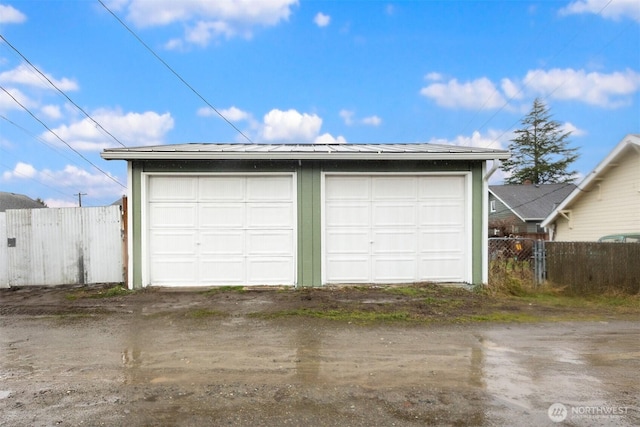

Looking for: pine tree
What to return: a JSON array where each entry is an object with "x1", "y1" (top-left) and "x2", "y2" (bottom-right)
[{"x1": 501, "y1": 98, "x2": 579, "y2": 184}]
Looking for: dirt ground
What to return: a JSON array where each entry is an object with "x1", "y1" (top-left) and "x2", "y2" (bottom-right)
[{"x1": 0, "y1": 284, "x2": 638, "y2": 426}]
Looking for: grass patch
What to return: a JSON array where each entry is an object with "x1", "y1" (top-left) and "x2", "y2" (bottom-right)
[
  {"x1": 252, "y1": 308, "x2": 414, "y2": 323},
  {"x1": 89, "y1": 285, "x2": 132, "y2": 299},
  {"x1": 186, "y1": 309, "x2": 227, "y2": 319},
  {"x1": 200, "y1": 286, "x2": 247, "y2": 295}
]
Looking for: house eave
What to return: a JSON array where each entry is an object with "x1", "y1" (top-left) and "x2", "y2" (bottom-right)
[{"x1": 101, "y1": 151, "x2": 511, "y2": 162}]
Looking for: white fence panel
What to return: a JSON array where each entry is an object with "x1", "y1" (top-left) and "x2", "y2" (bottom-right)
[
  {"x1": 5, "y1": 206, "x2": 123, "y2": 287},
  {"x1": 0, "y1": 213, "x2": 7, "y2": 288}
]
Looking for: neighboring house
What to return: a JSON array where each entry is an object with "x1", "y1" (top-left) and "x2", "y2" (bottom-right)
[
  {"x1": 488, "y1": 183, "x2": 575, "y2": 239},
  {"x1": 542, "y1": 134, "x2": 640, "y2": 241},
  {"x1": 101, "y1": 143, "x2": 509, "y2": 289},
  {"x1": 0, "y1": 192, "x2": 46, "y2": 212}
]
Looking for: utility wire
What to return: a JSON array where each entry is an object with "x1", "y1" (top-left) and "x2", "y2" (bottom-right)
[
  {"x1": 97, "y1": 0, "x2": 254, "y2": 144},
  {"x1": 0, "y1": 34, "x2": 127, "y2": 148},
  {"x1": 0, "y1": 85, "x2": 125, "y2": 188}
]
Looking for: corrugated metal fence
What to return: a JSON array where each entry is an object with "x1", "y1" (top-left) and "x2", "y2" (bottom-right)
[
  {"x1": 0, "y1": 206, "x2": 124, "y2": 288},
  {"x1": 546, "y1": 241, "x2": 640, "y2": 294}
]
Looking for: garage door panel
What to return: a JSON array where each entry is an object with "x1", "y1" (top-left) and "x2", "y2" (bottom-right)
[
  {"x1": 200, "y1": 204, "x2": 244, "y2": 227},
  {"x1": 419, "y1": 258, "x2": 464, "y2": 281},
  {"x1": 418, "y1": 176, "x2": 464, "y2": 198},
  {"x1": 326, "y1": 203, "x2": 369, "y2": 227},
  {"x1": 419, "y1": 203, "x2": 465, "y2": 225},
  {"x1": 247, "y1": 176, "x2": 293, "y2": 201},
  {"x1": 325, "y1": 174, "x2": 468, "y2": 284},
  {"x1": 149, "y1": 176, "x2": 198, "y2": 201},
  {"x1": 150, "y1": 204, "x2": 197, "y2": 228},
  {"x1": 372, "y1": 230, "x2": 416, "y2": 253},
  {"x1": 325, "y1": 257, "x2": 370, "y2": 282},
  {"x1": 148, "y1": 175, "x2": 295, "y2": 286},
  {"x1": 247, "y1": 203, "x2": 293, "y2": 228},
  {"x1": 373, "y1": 203, "x2": 416, "y2": 227},
  {"x1": 326, "y1": 177, "x2": 370, "y2": 200},
  {"x1": 199, "y1": 177, "x2": 244, "y2": 200},
  {"x1": 326, "y1": 230, "x2": 369, "y2": 254},
  {"x1": 373, "y1": 177, "x2": 416, "y2": 199},
  {"x1": 247, "y1": 258, "x2": 293, "y2": 283},
  {"x1": 373, "y1": 256, "x2": 417, "y2": 282},
  {"x1": 200, "y1": 258, "x2": 245, "y2": 283},
  {"x1": 247, "y1": 230, "x2": 294, "y2": 255},
  {"x1": 150, "y1": 259, "x2": 197, "y2": 284},
  {"x1": 150, "y1": 231, "x2": 197, "y2": 255},
  {"x1": 200, "y1": 230, "x2": 243, "y2": 255}
]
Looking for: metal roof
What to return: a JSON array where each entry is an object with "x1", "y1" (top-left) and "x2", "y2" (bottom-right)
[{"x1": 101, "y1": 143, "x2": 510, "y2": 161}]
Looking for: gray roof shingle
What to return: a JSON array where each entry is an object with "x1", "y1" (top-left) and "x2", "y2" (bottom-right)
[
  {"x1": 489, "y1": 183, "x2": 576, "y2": 221},
  {"x1": 0, "y1": 192, "x2": 46, "y2": 212}
]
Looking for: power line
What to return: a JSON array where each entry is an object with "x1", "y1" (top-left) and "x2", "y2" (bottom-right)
[
  {"x1": 97, "y1": 0, "x2": 254, "y2": 144},
  {"x1": 0, "y1": 34, "x2": 128, "y2": 148},
  {"x1": 0, "y1": 85, "x2": 125, "y2": 188}
]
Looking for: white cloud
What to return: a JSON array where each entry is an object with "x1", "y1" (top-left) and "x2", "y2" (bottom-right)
[
  {"x1": 2, "y1": 162, "x2": 37, "y2": 180},
  {"x1": 314, "y1": 12, "x2": 330, "y2": 27},
  {"x1": 561, "y1": 122, "x2": 587, "y2": 137},
  {"x1": 560, "y1": 0, "x2": 640, "y2": 22},
  {"x1": 362, "y1": 115, "x2": 382, "y2": 126},
  {"x1": 314, "y1": 133, "x2": 346, "y2": 144},
  {"x1": 340, "y1": 109, "x2": 381, "y2": 126},
  {"x1": 2, "y1": 162, "x2": 124, "y2": 207},
  {"x1": 420, "y1": 77, "x2": 506, "y2": 109},
  {"x1": 428, "y1": 129, "x2": 510, "y2": 151},
  {"x1": 420, "y1": 68, "x2": 640, "y2": 109},
  {"x1": 114, "y1": 0, "x2": 299, "y2": 47},
  {"x1": 261, "y1": 108, "x2": 322, "y2": 142},
  {"x1": 198, "y1": 105, "x2": 251, "y2": 122},
  {"x1": 339, "y1": 109, "x2": 354, "y2": 125},
  {"x1": 42, "y1": 109, "x2": 174, "y2": 151},
  {"x1": 41, "y1": 104, "x2": 62, "y2": 120},
  {"x1": 0, "y1": 64, "x2": 79, "y2": 91},
  {"x1": 0, "y1": 4, "x2": 26, "y2": 24},
  {"x1": 524, "y1": 68, "x2": 640, "y2": 107},
  {"x1": 424, "y1": 72, "x2": 443, "y2": 82},
  {"x1": 0, "y1": 87, "x2": 35, "y2": 111}
]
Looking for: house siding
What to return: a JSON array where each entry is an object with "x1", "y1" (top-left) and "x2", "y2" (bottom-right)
[
  {"x1": 127, "y1": 159, "x2": 486, "y2": 288},
  {"x1": 554, "y1": 149, "x2": 640, "y2": 241}
]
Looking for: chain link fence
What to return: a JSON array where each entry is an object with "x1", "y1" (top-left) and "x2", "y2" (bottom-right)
[{"x1": 488, "y1": 237, "x2": 545, "y2": 287}]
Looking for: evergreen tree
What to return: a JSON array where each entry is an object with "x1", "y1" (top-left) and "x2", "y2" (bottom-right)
[{"x1": 501, "y1": 98, "x2": 579, "y2": 184}]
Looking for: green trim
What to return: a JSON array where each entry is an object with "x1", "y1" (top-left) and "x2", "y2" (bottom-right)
[
  {"x1": 297, "y1": 162, "x2": 322, "y2": 287},
  {"x1": 471, "y1": 162, "x2": 483, "y2": 285},
  {"x1": 131, "y1": 161, "x2": 143, "y2": 289}
]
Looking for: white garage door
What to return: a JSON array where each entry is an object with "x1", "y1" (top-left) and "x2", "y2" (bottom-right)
[
  {"x1": 147, "y1": 175, "x2": 295, "y2": 286},
  {"x1": 324, "y1": 175, "x2": 468, "y2": 284}
]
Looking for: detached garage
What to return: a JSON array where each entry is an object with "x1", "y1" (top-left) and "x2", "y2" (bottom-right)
[{"x1": 101, "y1": 143, "x2": 508, "y2": 289}]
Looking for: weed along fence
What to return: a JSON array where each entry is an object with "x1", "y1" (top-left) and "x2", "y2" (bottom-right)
[
  {"x1": 545, "y1": 242, "x2": 640, "y2": 294},
  {"x1": 489, "y1": 238, "x2": 640, "y2": 294},
  {"x1": 0, "y1": 206, "x2": 124, "y2": 288}
]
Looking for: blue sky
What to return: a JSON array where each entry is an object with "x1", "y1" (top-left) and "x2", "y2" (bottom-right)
[{"x1": 0, "y1": 0, "x2": 638, "y2": 207}]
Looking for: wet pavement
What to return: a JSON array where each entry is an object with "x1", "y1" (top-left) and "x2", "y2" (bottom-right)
[{"x1": 0, "y1": 314, "x2": 638, "y2": 426}]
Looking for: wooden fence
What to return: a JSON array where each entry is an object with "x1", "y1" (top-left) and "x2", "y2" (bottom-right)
[{"x1": 545, "y1": 242, "x2": 640, "y2": 294}]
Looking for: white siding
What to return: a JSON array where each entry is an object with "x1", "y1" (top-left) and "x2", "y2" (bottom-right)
[
  {"x1": 554, "y1": 150, "x2": 640, "y2": 241},
  {"x1": 5, "y1": 206, "x2": 123, "y2": 286}
]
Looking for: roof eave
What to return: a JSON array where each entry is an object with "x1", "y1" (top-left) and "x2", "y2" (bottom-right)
[{"x1": 101, "y1": 151, "x2": 510, "y2": 161}]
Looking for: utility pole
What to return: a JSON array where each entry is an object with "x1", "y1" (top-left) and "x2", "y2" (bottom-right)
[{"x1": 75, "y1": 192, "x2": 87, "y2": 207}]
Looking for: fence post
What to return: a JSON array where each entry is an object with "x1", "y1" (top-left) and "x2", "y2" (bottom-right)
[{"x1": 533, "y1": 240, "x2": 546, "y2": 285}]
